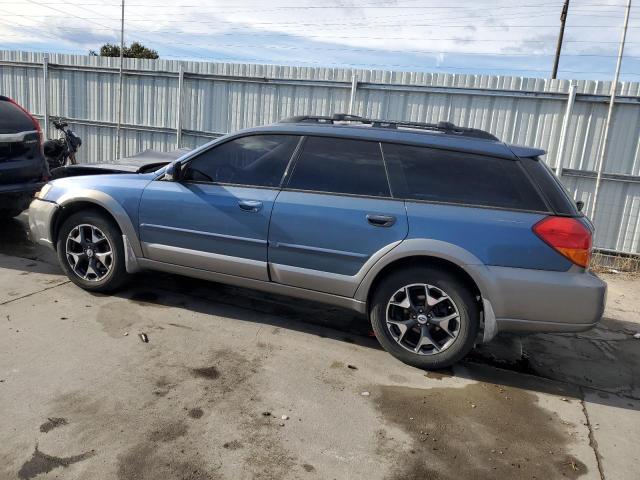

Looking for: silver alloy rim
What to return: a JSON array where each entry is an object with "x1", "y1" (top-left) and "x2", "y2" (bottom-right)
[
  {"x1": 65, "y1": 224, "x2": 113, "y2": 281},
  {"x1": 386, "y1": 283, "x2": 461, "y2": 355}
]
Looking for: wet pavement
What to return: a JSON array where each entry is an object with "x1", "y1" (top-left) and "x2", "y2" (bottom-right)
[{"x1": 1, "y1": 213, "x2": 639, "y2": 479}]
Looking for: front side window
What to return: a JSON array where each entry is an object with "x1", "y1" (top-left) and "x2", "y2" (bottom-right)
[
  {"x1": 383, "y1": 143, "x2": 548, "y2": 211},
  {"x1": 183, "y1": 135, "x2": 300, "y2": 187},
  {"x1": 287, "y1": 137, "x2": 390, "y2": 197}
]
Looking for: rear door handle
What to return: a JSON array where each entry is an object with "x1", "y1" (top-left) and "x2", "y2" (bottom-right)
[
  {"x1": 238, "y1": 200, "x2": 263, "y2": 212},
  {"x1": 367, "y1": 214, "x2": 396, "y2": 227}
]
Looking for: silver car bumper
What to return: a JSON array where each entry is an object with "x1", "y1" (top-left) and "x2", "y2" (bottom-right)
[
  {"x1": 28, "y1": 198, "x2": 58, "y2": 248},
  {"x1": 479, "y1": 265, "x2": 607, "y2": 334}
]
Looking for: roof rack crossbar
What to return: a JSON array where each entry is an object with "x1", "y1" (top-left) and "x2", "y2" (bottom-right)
[{"x1": 278, "y1": 114, "x2": 499, "y2": 141}]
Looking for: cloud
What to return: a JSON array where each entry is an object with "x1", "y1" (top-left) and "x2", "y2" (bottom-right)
[{"x1": 0, "y1": 0, "x2": 638, "y2": 80}]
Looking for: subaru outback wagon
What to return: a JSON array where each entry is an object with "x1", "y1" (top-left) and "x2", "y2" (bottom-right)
[{"x1": 29, "y1": 115, "x2": 606, "y2": 369}]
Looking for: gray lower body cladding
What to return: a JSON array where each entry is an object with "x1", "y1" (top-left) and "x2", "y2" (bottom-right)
[{"x1": 474, "y1": 264, "x2": 606, "y2": 334}]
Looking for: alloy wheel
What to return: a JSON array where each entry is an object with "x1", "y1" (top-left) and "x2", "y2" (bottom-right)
[
  {"x1": 65, "y1": 223, "x2": 113, "y2": 281},
  {"x1": 386, "y1": 283, "x2": 461, "y2": 355}
]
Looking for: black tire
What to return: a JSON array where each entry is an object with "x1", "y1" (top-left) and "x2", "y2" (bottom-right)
[
  {"x1": 56, "y1": 210, "x2": 129, "y2": 293},
  {"x1": 370, "y1": 266, "x2": 479, "y2": 369}
]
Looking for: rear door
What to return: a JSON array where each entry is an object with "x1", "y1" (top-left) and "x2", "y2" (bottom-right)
[
  {"x1": 0, "y1": 97, "x2": 45, "y2": 186},
  {"x1": 138, "y1": 134, "x2": 301, "y2": 281},
  {"x1": 268, "y1": 136, "x2": 408, "y2": 297}
]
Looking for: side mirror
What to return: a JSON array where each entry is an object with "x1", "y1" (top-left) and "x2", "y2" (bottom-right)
[
  {"x1": 165, "y1": 161, "x2": 183, "y2": 182},
  {"x1": 576, "y1": 200, "x2": 584, "y2": 212}
]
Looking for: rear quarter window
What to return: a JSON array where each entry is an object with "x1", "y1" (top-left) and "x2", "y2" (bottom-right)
[
  {"x1": 520, "y1": 156, "x2": 580, "y2": 216},
  {"x1": 382, "y1": 143, "x2": 548, "y2": 212}
]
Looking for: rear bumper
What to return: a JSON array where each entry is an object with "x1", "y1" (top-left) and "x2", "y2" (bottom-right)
[
  {"x1": 472, "y1": 265, "x2": 606, "y2": 335},
  {"x1": 28, "y1": 198, "x2": 58, "y2": 248}
]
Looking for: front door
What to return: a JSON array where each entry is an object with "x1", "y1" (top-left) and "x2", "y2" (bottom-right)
[
  {"x1": 268, "y1": 136, "x2": 408, "y2": 296},
  {"x1": 138, "y1": 134, "x2": 301, "y2": 281}
]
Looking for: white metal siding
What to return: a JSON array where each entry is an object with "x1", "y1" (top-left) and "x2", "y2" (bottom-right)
[{"x1": 1, "y1": 49, "x2": 639, "y2": 253}]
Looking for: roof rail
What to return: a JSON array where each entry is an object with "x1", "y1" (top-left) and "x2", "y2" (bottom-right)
[{"x1": 279, "y1": 114, "x2": 499, "y2": 141}]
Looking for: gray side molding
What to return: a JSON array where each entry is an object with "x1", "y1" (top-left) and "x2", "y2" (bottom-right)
[{"x1": 56, "y1": 189, "x2": 143, "y2": 258}]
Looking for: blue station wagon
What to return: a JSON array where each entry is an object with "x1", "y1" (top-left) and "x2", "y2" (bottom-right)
[{"x1": 29, "y1": 115, "x2": 606, "y2": 368}]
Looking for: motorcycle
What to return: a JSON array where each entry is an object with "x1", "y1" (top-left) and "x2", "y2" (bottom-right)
[{"x1": 43, "y1": 118, "x2": 82, "y2": 169}]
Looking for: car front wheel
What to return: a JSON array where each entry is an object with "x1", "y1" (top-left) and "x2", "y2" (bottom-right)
[
  {"x1": 370, "y1": 266, "x2": 479, "y2": 369},
  {"x1": 56, "y1": 210, "x2": 128, "y2": 292}
]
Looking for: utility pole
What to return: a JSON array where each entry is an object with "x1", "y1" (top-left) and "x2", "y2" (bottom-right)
[
  {"x1": 552, "y1": 0, "x2": 570, "y2": 79},
  {"x1": 115, "y1": 0, "x2": 125, "y2": 161},
  {"x1": 591, "y1": 0, "x2": 632, "y2": 219}
]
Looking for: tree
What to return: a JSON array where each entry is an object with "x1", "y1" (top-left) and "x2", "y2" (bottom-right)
[{"x1": 89, "y1": 42, "x2": 159, "y2": 59}]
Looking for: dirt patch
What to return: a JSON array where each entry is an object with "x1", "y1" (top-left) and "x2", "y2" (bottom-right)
[
  {"x1": 97, "y1": 301, "x2": 145, "y2": 338},
  {"x1": 39, "y1": 417, "x2": 67, "y2": 433},
  {"x1": 373, "y1": 383, "x2": 586, "y2": 480},
  {"x1": 153, "y1": 377, "x2": 175, "y2": 397},
  {"x1": 222, "y1": 440, "x2": 243, "y2": 450},
  {"x1": 188, "y1": 408, "x2": 204, "y2": 419},
  {"x1": 168, "y1": 322, "x2": 194, "y2": 330},
  {"x1": 18, "y1": 446, "x2": 95, "y2": 480},
  {"x1": 302, "y1": 463, "x2": 315, "y2": 472},
  {"x1": 423, "y1": 369, "x2": 453, "y2": 381},
  {"x1": 117, "y1": 443, "x2": 219, "y2": 480},
  {"x1": 148, "y1": 421, "x2": 189, "y2": 443},
  {"x1": 191, "y1": 366, "x2": 220, "y2": 380}
]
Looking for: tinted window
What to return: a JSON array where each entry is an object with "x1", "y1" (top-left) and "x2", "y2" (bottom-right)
[
  {"x1": 520, "y1": 156, "x2": 579, "y2": 216},
  {"x1": 184, "y1": 135, "x2": 299, "y2": 187},
  {"x1": 288, "y1": 137, "x2": 390, "y2": 197},
  {"x1": 383, "y1": 143, "x2": 547, "y2": 211}
]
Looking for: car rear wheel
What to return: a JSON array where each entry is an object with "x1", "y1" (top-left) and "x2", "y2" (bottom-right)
[
  {"x1": 56, "y1": 211, "x2": 128, "y2": 292},
  {"x1": 370, "y1": 266, "x2": 479, "y2": 369}
]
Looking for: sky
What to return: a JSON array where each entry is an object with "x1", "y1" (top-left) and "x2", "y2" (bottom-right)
[{"x1": 0, "y1": 0, "x2": 639, "y2": 81}]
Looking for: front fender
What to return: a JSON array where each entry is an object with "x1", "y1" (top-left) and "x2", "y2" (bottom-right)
[{"x1": 54, "y1": 189, "x2": 143, "y2": 258}]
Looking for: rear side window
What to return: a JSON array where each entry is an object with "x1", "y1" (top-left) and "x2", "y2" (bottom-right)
[
  {"x1": 520, "y1": 156, "x2": 579, "y2": 216},
  {"x1": 287, "y1": 137, "x2": 390, "y2": 197},
  {"x1": 383, "y1": 143, "x2": 548, "y2": 211}
]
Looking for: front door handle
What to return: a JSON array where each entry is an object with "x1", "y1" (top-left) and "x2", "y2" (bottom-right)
[
  {"x1": 367, "y1": 214, "x2": 396, "y2": 227},
  {"x1": 238, "y1": 200, "x2": 263, "y2": 212}
]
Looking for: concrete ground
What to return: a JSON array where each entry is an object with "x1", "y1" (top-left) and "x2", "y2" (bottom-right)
[{"x1": 1, "y1": 214, "x2": 639, "y2": 480}]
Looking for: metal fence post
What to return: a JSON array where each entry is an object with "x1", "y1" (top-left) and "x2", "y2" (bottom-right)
[
  {"x1": 349, "y1": 74, "x2": 358, "y2": 114},
  {"x1": 555, "y1": 82, "x2": 577, "y2": 177},
  {"x1": 591, "y1": 0, "x2": 632, "y2": 219},
  {"x1": 42, "y1": 55, "x2": 49, "y2": 136},
  {"x1": 176, "y1": 64, "x2": 184, "y2": 148}
]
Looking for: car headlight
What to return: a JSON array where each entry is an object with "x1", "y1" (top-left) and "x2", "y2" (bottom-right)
[{"x1": 35, "y1": 183, "x2": 53, "y2": 200}]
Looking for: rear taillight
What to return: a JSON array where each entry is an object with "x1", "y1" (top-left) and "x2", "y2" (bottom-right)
[
  {"x1": 7, "y1": 97, "x2": 43, "y2": 148},
  {"x1": 533, "y1": 216, "x2": 592, "y2": 268}
]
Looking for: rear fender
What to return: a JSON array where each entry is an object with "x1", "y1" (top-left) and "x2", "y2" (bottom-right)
[{"x1": 354, "y1": 238, "x2": 502, "y2": 341}]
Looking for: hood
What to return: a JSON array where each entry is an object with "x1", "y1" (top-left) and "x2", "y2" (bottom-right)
[{"x1": 51, "y1": 148, "x2": 191, "y2": 179}]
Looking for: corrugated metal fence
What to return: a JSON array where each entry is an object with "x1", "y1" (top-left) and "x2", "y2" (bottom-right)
[{"x1": 1, "y1": 49, "x2": 639, "y2": 254}]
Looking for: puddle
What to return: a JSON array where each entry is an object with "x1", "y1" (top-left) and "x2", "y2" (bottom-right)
[
  {"x1": 18, "y1": 446, "x2": 95, "y2": 480},
  {"x1": 39, "y1": 417, "x2": 68, "y2": 433},
  {"x1": 374, "y1": 383, "x2": 586, "y2": 480}
]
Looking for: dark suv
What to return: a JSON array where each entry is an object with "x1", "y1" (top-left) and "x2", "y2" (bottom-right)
[
  {"x1": 29, "y1": 114, "x2": 606, "y2": 368},
  {"x1": 0, "y1": 96, "x2": 49, "y2": 218}
]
